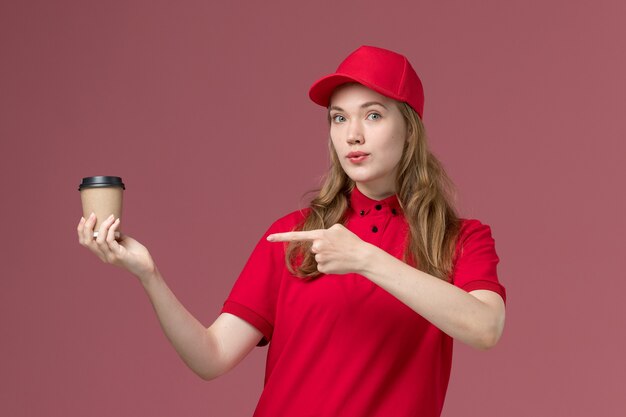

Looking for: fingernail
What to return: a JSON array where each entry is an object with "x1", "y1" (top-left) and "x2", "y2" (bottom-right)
[
  {"x1": 108, "y1": 214, "x2": 114, "y2": 220},
  {"x1": 266, "y1": 235, "x2": 274, "y2": 241},
  {"x1": 89, "y1": 212, "x2": 95, "y2": 219}
]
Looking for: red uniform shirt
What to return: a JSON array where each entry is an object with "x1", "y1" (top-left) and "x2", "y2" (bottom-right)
[{"x1": 222, "y1": 186, "x2": 506, "y2": 417}]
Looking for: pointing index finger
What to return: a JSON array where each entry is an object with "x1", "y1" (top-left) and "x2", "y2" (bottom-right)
[{"x1": 267, "y1": 230, "x2": 323, "y2": 242}]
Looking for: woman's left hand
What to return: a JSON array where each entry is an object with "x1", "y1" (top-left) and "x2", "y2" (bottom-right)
[{"x1": 267, "y1": 224, "x2": 372, "y2": 275}]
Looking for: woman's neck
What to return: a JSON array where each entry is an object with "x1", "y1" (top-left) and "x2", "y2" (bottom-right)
[{"x1": 354, "y1": 182, "x2": 396, "y2": 201}]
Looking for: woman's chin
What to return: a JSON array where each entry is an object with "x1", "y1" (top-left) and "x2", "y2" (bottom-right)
[
  {"x1": 343, "y1": 167, "x2": 373, "y2": 181},
  {"x1": 346, "y1": 174, "x2": 372, "y2": 184}
]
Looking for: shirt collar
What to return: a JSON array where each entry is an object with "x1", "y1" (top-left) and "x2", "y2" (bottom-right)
[{"x1": 348, "y1": 185, "x2": 402, "y2": 215}]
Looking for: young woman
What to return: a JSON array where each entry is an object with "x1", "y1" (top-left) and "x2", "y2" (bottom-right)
[{"x1": 77, "y1": 45, "x2": 506, "y2": 417}]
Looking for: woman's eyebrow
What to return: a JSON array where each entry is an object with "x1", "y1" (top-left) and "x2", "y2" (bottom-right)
[
  {"x1": 329, "y1": 101, "x2": 388, "y2": 112},
  {"x1": 361, "y1": 101, "x2": 388, "y2": 109}
]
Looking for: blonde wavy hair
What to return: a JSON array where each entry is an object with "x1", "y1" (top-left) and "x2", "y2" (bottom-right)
[{"x1": 286, "y1": 100, "x2": 461, "y2": 282}]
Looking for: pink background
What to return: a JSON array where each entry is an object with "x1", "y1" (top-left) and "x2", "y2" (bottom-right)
[{"x1": 1, "y1": 0, "x2": 624, "y2": 416}]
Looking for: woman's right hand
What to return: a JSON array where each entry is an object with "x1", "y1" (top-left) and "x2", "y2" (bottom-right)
[{"x1": 77, "y1": 213, "x2": 157, "y2": 281}]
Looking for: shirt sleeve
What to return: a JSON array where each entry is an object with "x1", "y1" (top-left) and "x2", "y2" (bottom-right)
[
  {"x1": 451, "y1": 219, "x2": 507, "y2": 304},
  {"x1": 220, "y1": 216, "x2": 295, "y2": 346}
]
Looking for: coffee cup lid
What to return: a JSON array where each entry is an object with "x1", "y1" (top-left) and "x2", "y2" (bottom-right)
[{"x1": 78, "y1": 176, "x2": 126, "y2": 191}]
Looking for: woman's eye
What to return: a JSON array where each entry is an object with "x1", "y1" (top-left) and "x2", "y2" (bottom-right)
[
  {"x1": 332, "y1": 115, "x2": 346, "y2": 123},
  {"x1": 367, "y1": 113, "x2": 381, "y2": 120}
]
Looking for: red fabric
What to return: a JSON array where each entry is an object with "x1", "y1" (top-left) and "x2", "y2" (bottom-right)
[{"x1": 221, "y1": 186, "x2": 506, "y2": 416}]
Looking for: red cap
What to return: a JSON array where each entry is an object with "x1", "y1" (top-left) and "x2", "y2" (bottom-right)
[{"x1": 309, "y1": 45, "x2": 424, "y2": 118}]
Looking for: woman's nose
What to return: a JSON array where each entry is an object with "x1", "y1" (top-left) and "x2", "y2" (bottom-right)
[{"x1": 347, "y1": 121, "x2": 364, "y2": 145}]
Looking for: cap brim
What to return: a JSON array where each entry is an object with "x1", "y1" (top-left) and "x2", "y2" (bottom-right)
[
  {"x1": 308, "y1": 73, "x2": 405, "y2": 109},
  {"x1": 309, "y1": 74, "x2": 366, "y2": 108}
]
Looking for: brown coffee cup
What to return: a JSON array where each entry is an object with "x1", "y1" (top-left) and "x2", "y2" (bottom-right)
[{"x1": 78, "y1": 176, "x2": 125, "y2": 239}]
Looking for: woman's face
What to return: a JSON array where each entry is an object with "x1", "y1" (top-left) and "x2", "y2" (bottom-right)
[{"x1": 329, "y1": 83, "x2": 408, "y2": 199}]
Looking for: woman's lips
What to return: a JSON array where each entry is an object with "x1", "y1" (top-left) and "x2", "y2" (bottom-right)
[{"x1": 347, "y1": 152, "x2": 369, "y2": 163}]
